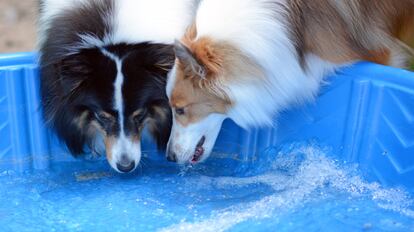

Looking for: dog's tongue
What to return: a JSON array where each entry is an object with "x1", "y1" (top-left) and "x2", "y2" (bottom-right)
[{"x1": 192, "y1": 146, "x2": 204, "y2": 163}]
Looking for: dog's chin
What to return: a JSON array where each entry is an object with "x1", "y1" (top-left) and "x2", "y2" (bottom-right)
[
  {"x1": 174, "y1": 148, "x2": 210, "y2": 165},
  {"x1": 177, "y1": 136, "x2": 214, "y2": 165},
  {"x1": 178, "y1": 152, "x2": 209, "y2": 165}
]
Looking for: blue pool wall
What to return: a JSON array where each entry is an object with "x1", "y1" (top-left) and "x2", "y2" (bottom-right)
[{"x1": 0, "y1": 52, "x2": 413, "y2": 189}]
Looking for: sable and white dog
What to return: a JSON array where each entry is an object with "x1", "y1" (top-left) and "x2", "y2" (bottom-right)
[
  {"x1": 39, "y1": 0, "x2": 196, "y2": 172},
  {"x1": 166, "y1": 0, "x2": 414, "y2": 164}
]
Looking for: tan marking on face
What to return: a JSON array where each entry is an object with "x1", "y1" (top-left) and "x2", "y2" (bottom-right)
[
  {"x1": 172, "y1": 28, "x2": 265, "y2": 126},
  {"x1": 89, "y1": 119, "x2": 116, "y2": 162},
  {"x1": 89, "y1": 120, "x2": 105, "y2": 134},
  {"x1": 171, "y1": 59, "x2": 230, "y2": 126},
  {"x1": 98, "y1": 111, "x2": 116, "y2": 121},
  {"x1": 130, "y1": 109, "x2": 146, "y2": 136},
  {"x1": 131, "y1": 109, "x2": 145, "y2": 119},
  {"x1": 121, "y1": 111, "x2": 142, "y2": 143},
  {"x1": 131, "y1": 133, "x2": 141, "y2": 144},
  {"x1": 104, "y1": 136, "x2": 116, "y2": 161}
]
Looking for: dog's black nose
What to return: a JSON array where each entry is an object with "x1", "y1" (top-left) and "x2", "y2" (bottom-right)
[
  {"x1": 167, "y1": 154, "x2": 177, "y2": 162},
  {"x1": 166, "y1": 149, "x2": 177, "y2": 163},
  {"x1": 116, "y1": 161, "x2": 135, "y2": 173},
  {"x1": 116, "y1": 155, "x2": 135, "y2": 173}
]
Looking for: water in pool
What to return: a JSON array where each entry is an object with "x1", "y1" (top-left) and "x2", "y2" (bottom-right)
[{"x1": 0, "y1": 145, "x2": 413, "y2": 232}]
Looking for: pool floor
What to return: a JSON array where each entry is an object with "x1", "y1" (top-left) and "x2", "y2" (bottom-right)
[{"x1": 1, "y1": 146, "x2": 413, "y2": 232}]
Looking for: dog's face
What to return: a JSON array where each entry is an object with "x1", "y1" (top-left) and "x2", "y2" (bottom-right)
[
  {"x1": 166, "y1": 56, "x2": 228, "y2": 164},
  {"x1": 166, "y1": 34, "x2": 262, "y2": 164},
  {"x1": 57, "y1": 43, "x2": 173, "y2": 173},
  {"x1": 167, "y1": 24, "x2": 263, "y2": 164}
]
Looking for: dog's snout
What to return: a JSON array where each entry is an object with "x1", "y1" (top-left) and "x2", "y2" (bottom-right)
[
  {"x1": 116, "y1": 154, "x2": 136, "y2": 173},
  {"x1": 120, "y1": 154, "x2": 130, "y2": 165}
]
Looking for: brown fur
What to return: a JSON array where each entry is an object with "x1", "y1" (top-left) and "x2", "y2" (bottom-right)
[
  {"x1": 76, "y1": 111, "x2": 120, "y2": 163},
  {"x1": 84, "y1": 115, "x2": 115, "y2": 162},
  {"x1": 288, "y1": 0, "x2": 414, "y2": 66},
  {"x1": 171, "y1": 26, "x2": 265, "y2": 125},
  {"x1": 171, "y1": 59, "x2": 230, "y2": 126},
  {"x1": 104, "y1": 136, "x2": 116, "y2": 161},
  {"x1": 171, "y1": 0, "x2": 414, "y2": 126}
]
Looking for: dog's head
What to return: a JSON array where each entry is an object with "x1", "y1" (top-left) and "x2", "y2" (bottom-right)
[
  {"x1": 166, "y1": 27, "x2": 264, "y2": 164},
  {"x1": 45, "y1": 43, "x2": 173, "y2": 173}
]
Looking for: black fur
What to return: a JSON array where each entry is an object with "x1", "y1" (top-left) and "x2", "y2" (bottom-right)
[
  {"x1": 40, "y1": 0, "x2": 114, "y2": 67},
  {"x1": 39, "y1": 1, "x2": 174, "y2": 156},
  {"x1": 122, "y1": 44, "x2": 174, "y2": 148}
]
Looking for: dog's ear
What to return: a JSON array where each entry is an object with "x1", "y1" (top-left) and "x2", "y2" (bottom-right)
[
  {"x1": 55, "y1": 52, "x2": 92, "y2": 96},
  {"x1": 174, "y1": 40, "x2": 207, "y2": 79},
  {"x1": 152, "y1": 45, "x2": 175, "y2": 75}
]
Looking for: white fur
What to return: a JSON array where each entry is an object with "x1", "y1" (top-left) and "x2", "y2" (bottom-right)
[
  {"x1": 100, "y1": 49, "x2": 140, "y2": 173},
  {"x1": 196, "y1": 0, "x2": 337, "y2": 127},
  {"x1": 168, "y1": 114, "x2": 225, "y2": 164},
  {"x1": 99, "y1": 48, "x2": 125, "y2": 134},
  {"x1": 167, "y1": 0, "x2": 338, "y2": 163},
  {"x1": 112, "y1": 0, "x2": 197, "y2": 45},
  {"x1": 109, "y1": 135, "x2": 141, "y2": 174},
  {"x1": 38, "y1": 0, "x2": 197, "y2": 51},
  {"x1": 166, "y1": 65, "x2": 177, "y2": 98}
]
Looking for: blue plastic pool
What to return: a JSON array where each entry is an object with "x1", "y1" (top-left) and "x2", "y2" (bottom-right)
[{"x1": 0, "y1": 53, "x2": 414, "y2": 231}]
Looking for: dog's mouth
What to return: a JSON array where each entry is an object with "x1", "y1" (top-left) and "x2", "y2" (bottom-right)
[{"x1": 191, "y1": 136, "x2": 206, "y2": 163}]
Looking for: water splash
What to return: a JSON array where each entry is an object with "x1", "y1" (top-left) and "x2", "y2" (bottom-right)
[{"x1": 160, "y1": 146, "x2": 414, "y2": 232}]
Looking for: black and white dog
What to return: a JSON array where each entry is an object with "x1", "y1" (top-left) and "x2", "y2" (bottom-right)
[{"x1": 38, "y1": 0, "x2": 196, "y2": 173}]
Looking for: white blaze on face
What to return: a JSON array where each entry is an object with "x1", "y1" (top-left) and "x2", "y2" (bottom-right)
[{"x1": 100, "y1": 49, "x2": 141, "y2": 173}]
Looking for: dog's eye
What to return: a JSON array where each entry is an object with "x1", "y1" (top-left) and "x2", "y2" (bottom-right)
[
  {"x1": 95, "y1": 112, "x2": 114, "y2": 124},
  {"x1": 175, "y1": 108, "x2": 185, "y2": 116},
  {"x1": 133, "y1": 110, "x2": 148, "y2": 124}
]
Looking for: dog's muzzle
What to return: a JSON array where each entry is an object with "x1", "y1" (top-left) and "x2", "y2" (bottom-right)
[{"x1": 116, "y1": 154, "x2": 136, "y2": 173}]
